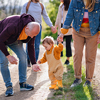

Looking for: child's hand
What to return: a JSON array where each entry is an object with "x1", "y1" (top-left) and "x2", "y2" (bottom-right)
[
  {"x1": 38, "y1": 60, "x2": 41, "y2": 64},
  {"x1": 57, "y1": 34, "x2": 64, "y2": 42},
  {"x1": 32, "y1": 64, "x2": 41, "y2": 72},
  {"x1": 57, "y1": 37, "x2": 63, "y2": 43}
]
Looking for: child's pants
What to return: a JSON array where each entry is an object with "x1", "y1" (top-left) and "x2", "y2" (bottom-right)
[{"x1": 46, "y1": 48, "x2": 63, "y2": 85}]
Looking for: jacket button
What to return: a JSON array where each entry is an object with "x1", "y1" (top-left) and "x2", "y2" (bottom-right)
[
  {"x1": 80, "y1": 20, "x2": 82, "y2": 21},
  {"x1": 79, "y1": 25, "x2": 80, "y2": 26},
  {"x1": 81, "y1": 13, "x2": 83, "y2": 15},
  {"x1": 96, "y1": 11, "x2": 97, "y2": 13}
]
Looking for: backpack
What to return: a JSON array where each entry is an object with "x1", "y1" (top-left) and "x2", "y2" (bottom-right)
[{"x1": 26, "y1": 1, "x2": 44, "y2": 14}]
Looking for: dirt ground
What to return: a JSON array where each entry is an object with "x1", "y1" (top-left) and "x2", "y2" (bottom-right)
[
  {"x1": 0, "y1": 43, "x2": 100, "y2": 100},
  {"x1": 0, "y1": 45, "x2": 54, "y2": 100}
]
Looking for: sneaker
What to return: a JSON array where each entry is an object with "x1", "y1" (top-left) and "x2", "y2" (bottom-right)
[
  {"x1": 20, "y1": 82, "x2": 34, "y2": 91},
  {"x1": 83, "y1": 80, "x2": 91, "y2": 87},
  {"x1": 70, "y1": 78, "x2": 82, "y2": 88},
  {"x1": 64, "y1": 60, "x2": 70, "y2": 65},
  {"x1": 5, "y1": 86, "x2": 14, "y2": 97}
]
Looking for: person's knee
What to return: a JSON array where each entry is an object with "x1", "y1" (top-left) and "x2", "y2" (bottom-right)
[
  {"x1": 17, "y1": 52, "x2": 27, "y2": 61},
  {"x1": 0, "y1": 58, "x2": 8, "y2": 68}
]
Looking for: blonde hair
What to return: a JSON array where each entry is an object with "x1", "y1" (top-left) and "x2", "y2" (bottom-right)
[
  {"x1": 42, "y1": 36, "x2": 54, "y2": 45},
  {"x1": 84, "y1": 0, "x2": 96, "y2": 12}
]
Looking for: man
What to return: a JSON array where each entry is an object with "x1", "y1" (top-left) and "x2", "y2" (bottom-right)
[
  {"x1": 0, "y1": 13, "x2": 41, "y2": 97},
  {"x1": 21, "y1": 0, "x2": 57, "y2": 67}
]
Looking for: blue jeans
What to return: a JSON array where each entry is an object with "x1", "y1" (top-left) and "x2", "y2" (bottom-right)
[
  {"x1": 26, "y1": 25, "x2": 42, "y2": 62},
  {"x1": 0, "y1": 40, "x2": 27, "y2": 88}
]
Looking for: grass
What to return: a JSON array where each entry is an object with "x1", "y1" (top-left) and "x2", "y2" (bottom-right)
[
  {"x1": 7, "y1": 47, "x2": 13, "y2": 55},
  {"x1": 48, "y1": 48, "x2": 96, "y2": 100},
  {"x1": 98, "y1": 44, "x2": 100, "y2": 48}
]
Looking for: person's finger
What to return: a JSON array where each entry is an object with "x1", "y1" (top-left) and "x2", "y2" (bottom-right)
[
  {"x1": 38, "y1": 67, "x2": 41, "y2": 71},
  {"x1": 13, "y1": 59, "x2": 18, "y2": 64}
]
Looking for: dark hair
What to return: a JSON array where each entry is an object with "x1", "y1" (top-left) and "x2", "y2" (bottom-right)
[{"x1": 63, "y1": 0, "x2": 70, "y2": 11}]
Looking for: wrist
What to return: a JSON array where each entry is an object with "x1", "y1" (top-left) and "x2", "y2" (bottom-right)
[{"x1": 6, "y1": 55, "x2": 11, "y2": 59}]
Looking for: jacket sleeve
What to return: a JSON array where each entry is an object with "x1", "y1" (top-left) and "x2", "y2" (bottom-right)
[
  {"x1": 40, "y1": 52, "x2": 47, "y2": 63},
  {"x1": 55, "y1": 5, "x2": 60, "y2": 27},
  {"x1": 62, "y1": 0, "x2": 74, "y2": 29},
  {"x1": 28, "y1": 37, "x2": 36, "y2": 65},
  {"x1": 0, "y1": 26, "x2": 15, "y2": 56},
  {"x1": 54, "y1": 43, "x2": 63, "y2": 53},
  {"x1": 99, "y1": 10, "x2": 100, "y2": 33},
  {"x1": 42, "y1": 4, "x2": 53, "y2": 27},
  {"x1": 20, "y1": 3, "x2": 27, "y2": 14}
]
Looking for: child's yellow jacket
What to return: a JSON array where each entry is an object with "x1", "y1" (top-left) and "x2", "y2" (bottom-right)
[{"x1": 40, "y1": 43, "x2": 63, "y2": 63}]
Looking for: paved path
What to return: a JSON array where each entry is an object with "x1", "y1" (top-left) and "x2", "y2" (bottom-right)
[
  {"x1": 0, "y1": 44, "x2": 54, "y2": 100},
  {"x1": 0, "y1": 42, "x2": 100, "y2": 100}
]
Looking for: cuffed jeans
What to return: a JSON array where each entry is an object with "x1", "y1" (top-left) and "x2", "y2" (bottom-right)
[
  {"x1": 26, "y1": 25, "x2": 42, "y2": 62},
  {"x1": 0, "y1": 40, "x2": 27, "y2": 88},
  {"x1": 72, "y1": 27, "x2": 98, "y2": 82}
]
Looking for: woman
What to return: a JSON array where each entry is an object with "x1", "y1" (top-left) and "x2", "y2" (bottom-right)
[
  {"x1": 55, "y1": 0, "x2": 72, "y2": 65},
  {"x1": 59, "y1": 0, "x2": 100, "y2": 87}
]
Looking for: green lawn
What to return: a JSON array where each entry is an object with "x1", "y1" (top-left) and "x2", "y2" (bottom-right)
[{"x1": 48, "y1": 48, "x2": 96, "y2": 100}]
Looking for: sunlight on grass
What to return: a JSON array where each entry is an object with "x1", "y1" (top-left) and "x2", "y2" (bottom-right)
[
  {"x1": 48, "y1": 48, "x2": 95, "y2": 100},
  {"x1": 84, "y1": 86, "x2": 92, "y2": 100}
]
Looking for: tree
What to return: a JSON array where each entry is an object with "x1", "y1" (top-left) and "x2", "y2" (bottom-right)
[{"x1": 0, "y1": 0, "x2": 21, "y2": 20}]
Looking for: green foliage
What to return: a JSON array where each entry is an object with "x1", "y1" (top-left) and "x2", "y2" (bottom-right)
[
  {"x1": 42, "y1": 27, "x2": 57, "y2": 40},
  {"x1": 54, "y1": 90, "x2": 63, "y2": 96},
  {"x1": 7, "y1": 47, "x2": 13, "y2": 55},
  {"x1": 98, "y1": 44, "x2": 100, "y2": 48},
  {"x1": 41, "y1": 0, "x2": 60, "y2": 39},
  {"x1": 49, "y1": 0, "x2": 60, "y2": 25}
]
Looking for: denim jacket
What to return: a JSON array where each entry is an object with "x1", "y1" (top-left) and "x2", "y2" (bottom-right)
[{"x1": 63, "y1": 0, "x2": 100, "y2": 36}]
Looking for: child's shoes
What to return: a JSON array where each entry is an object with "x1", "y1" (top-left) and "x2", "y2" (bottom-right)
[
  {"x1": 49, "y1": 84, "x2": 57, "y2": 89},
  {"x1": 54, "y1": 80, "x2": 63, "y2": 90},
  {"x1": 49, "y1": 80, "x2": 57, "y2": 89}
]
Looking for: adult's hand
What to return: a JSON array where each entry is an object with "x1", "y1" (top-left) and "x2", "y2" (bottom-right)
[
  {"x1": 32, "y1": 64, "x2": 41, "y2": 72},
  {"x1": 6, "y1": 55, "x2": 18, "y2": 64},
  {"x1": 38, "y1": 60, "x2": 41, "y2": 64},
  {"x1": 51, "y1": 26, "x2": 57, "y2": 34},
  {"x1": 97, "y1": 34, "x2": 100, "y2": 44}
]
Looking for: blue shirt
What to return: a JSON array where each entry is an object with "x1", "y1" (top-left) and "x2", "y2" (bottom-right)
[{"x1": 63, "y1": 0, "x2": 100, "y2": 36}]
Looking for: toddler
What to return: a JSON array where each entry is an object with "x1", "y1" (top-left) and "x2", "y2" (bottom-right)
[{"x1": 38, "y1": 36, "x2": 63, "y2": 90}]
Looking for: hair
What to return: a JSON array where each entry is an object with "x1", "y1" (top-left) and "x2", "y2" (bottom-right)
[
  {"x1": 42, "y1": 36, "x2": 54, "y2": 45},
  {"x1": 84, "y1": 0, "x2": 96, "y2": 12},
  {"x1": 63, "y1": 0, "x2": 70, "y2": 11}
]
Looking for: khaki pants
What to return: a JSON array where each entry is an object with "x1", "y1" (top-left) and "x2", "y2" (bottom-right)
[{"x1": 72, "y1": 27, "x2": 98, "y2": 82}]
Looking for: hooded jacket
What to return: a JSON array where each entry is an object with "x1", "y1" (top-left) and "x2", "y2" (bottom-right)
[{"x1": 0, "y1": 13, "x2": 36, "y2": 64}]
